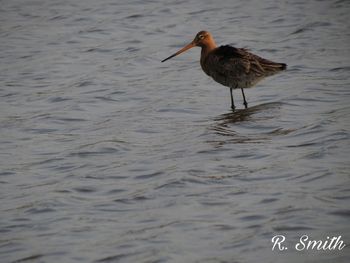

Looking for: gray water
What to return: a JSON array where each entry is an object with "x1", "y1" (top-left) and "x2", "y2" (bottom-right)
[{"x1": 1, "y1": 0, "x2": 350, "y2": 262}]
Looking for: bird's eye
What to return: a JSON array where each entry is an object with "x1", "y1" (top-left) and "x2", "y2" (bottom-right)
[{"x1": 198, "y1": 35, "x2": 204, "y2": 39}]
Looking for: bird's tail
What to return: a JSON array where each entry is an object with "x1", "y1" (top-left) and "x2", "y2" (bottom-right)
[
  {"x1": 278, "y1": 63, "x2": 287, "y2": 70},
  {"x1": 264, "y1": 62, "x2": 287, "y2": 71},
  {"x1": 260, "y1": 61, "x2": 287, "y2": 76}
]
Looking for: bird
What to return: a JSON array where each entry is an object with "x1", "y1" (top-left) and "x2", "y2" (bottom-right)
[{"x1": 161, "y1": 31, "x2": 286, "y2": 110}]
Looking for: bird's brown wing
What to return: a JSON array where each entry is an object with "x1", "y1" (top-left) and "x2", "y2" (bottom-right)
[
  {"x1": 209, "y1": 46, "x2": 266, "y2": 76},
  {"x1": 205, "y1": 45, "x2": 286, "y2": 87}
]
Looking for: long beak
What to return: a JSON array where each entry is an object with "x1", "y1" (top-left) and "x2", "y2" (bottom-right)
[{"x1": 161, "y1": 42, "x2": 195, "y2": 62}]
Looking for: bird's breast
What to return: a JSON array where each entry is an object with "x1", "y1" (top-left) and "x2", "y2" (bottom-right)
[{"x1": 200, "y1": 53, "x2": 215, "y2": 77}]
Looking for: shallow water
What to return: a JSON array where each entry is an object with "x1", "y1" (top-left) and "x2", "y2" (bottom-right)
[{"x1": 1, "y1": 0, "x2": 350, "y2": 262}]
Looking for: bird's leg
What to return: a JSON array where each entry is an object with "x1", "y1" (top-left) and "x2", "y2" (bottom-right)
[
  {"x1": 241, "y1": 88, "x2": 248, "y2": 109},
  {"x1": 230, "y1": 88, "x2": 235, "y2": 111}
]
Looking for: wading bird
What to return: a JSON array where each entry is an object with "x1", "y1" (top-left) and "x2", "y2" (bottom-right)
[{"x1": 161, "y1": 31, "x2": 286, "y2": 110}]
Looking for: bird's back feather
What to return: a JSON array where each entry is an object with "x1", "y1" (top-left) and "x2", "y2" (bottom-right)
[{"x1": 201, "y1": 45, "x2": 286, "y2": 89}]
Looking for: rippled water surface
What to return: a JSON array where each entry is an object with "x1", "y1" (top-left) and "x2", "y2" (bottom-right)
[{"x1": 1, "y1": 0, "x2": 350, "y2": 262}]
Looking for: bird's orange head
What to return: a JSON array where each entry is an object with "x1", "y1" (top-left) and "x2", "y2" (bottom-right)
[
  {"x1": 192, "y1": 31, "x2": 213, "y2": 47},
  {"x1": 161, "y1": 31, "x2": 216, "y2": 62}
]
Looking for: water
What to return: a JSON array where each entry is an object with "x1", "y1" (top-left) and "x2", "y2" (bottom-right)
[{"x1": 1, "y1": 0, "x2": 349, "y2": 262}]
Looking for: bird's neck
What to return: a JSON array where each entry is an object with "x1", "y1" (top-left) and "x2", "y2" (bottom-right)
[{"x1": 200, "y1": 40, "x2": 217, "y2": 60}]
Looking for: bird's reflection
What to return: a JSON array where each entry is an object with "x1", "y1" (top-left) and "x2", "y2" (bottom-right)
[
  {"x1": 209, "y1": 102, "x2": 283, "y2": 145},
  {"x1": 215, "y1": 102, "x2": 282, "y2": 125}
]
